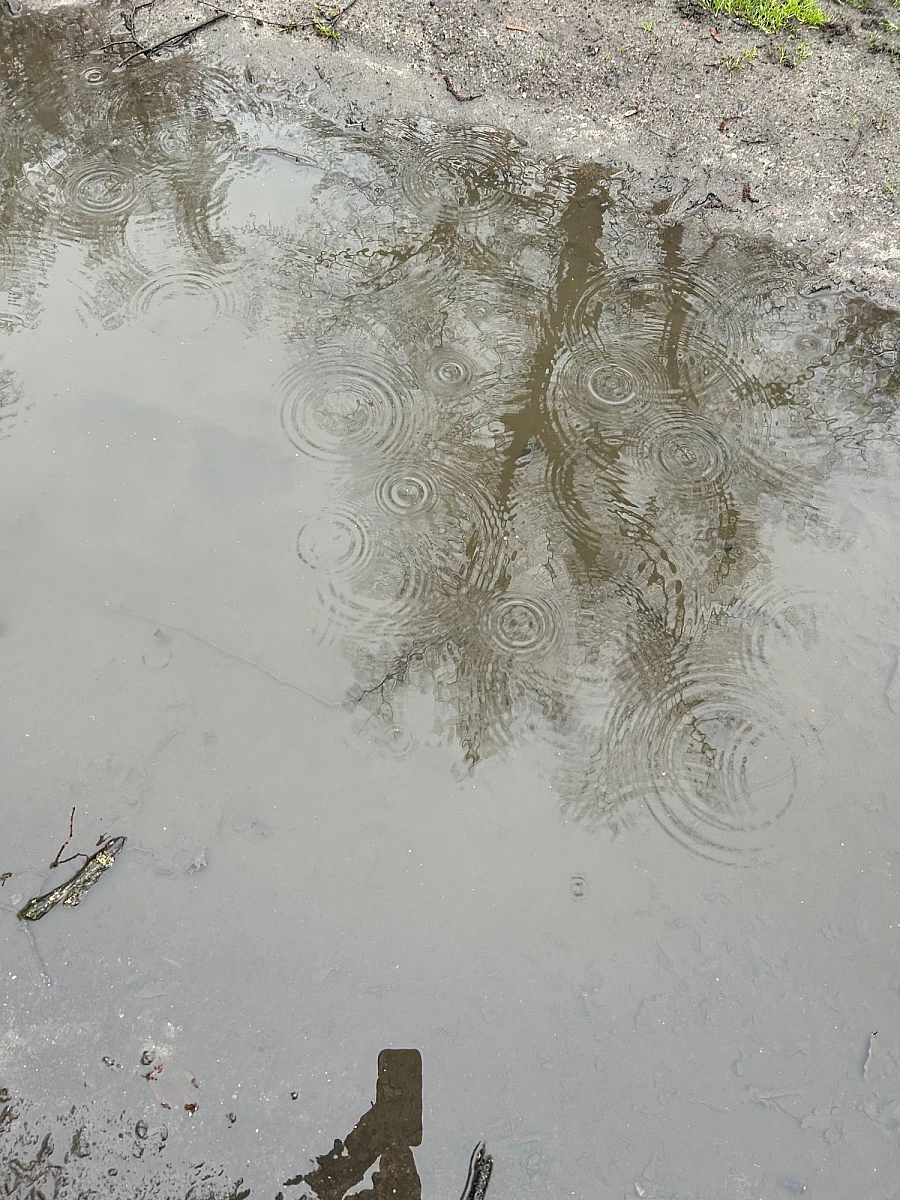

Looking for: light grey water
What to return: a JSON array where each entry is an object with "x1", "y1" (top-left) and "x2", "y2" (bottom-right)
[{"x1": 2, "y1": 9, "x2": 900, "y2": 1198}]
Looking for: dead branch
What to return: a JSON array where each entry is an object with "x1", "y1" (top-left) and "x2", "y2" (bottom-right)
[
  {"x1": 118, "y1": 10, "x2": 230, "y2": 67},
  {"x1": 443, "y1": 74, "x2": 483, "y2": 102},
  {"x1": 197, "y1": 0, "x2": 306, "y2": 30},
  {"x1": 49, "y1": 806, "x2": 76, "y2": 870}
]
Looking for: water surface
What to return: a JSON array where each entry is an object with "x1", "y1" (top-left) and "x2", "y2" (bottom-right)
[{"x1": 2, "y1": 10, "x2": 900, "y2": 1198}]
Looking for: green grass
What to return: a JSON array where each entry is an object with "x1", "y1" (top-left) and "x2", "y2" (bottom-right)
[
  {"x1": 869, "y1": 31, "x2": 900, "y2": 52},
  {"x1": 778, "y1": 37, "x2": 812, "y2": 61},
  {"x1": 705, "y1": 0, "x2": 827, "y2": 33},
  {"x1": 312, "y1": 2, "x2": 342, "y2": 37},
  {"x1": 718, "y1": 44, "x2": 760, "y2": 66}
]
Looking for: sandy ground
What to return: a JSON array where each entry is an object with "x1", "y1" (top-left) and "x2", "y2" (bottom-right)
[{"x1": 25, "y1": 0, "x2": 897, "y2": 306}]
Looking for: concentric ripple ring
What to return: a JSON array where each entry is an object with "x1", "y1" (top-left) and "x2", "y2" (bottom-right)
[
  {"x1": 64, "y1": 164, "x2": 137, "y2": 224},
  {"x1": 483, "y1": 594, "x2": 561, "y2": 658},
  {"x1": 374, "y1": 467, "x2": 439, "y2": 517},
  {"x1": 278, "y1": 350, "x2": 415, "y2": 462},
  {"x1": 295, "y1": 508, "x2": 373, "y2": 574},
  {"x1": 394, "y1": 128, "x2": 523, "y2": 221}
]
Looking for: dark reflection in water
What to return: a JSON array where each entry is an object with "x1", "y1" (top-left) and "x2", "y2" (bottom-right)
[
  {"x1": 1, "y1": 7, "x2": 899, "y2": 871},
  {"x1": 288, "y1": 1049, "x2": 424, "y2": 1199}
]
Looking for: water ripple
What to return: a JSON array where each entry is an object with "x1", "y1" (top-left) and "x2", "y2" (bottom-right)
[
  {"x1": 60, "y1": 162, "x2": 137, "y2": 235},
  {"x1": 392, "y1": 127, "x2": 525, "y2": 222},
  {"x1": 421, "y1": 347, "x2": 480, "y2": 396},
  {"x1": 295, "y1": 508, "x2": 373, "y2": 574},
  {"x1": 322, "y1": 543, "x2": 428, "y2": 637},
  {"x1": 546, "y1": 342, "x2": 667, "y2": 462},
  {"x1": 642, "y1": 413, "x2": 731, "y2": 499},
  {"x1": 278, "y1": 344, "x2": 416, "y2": 463},
  {"x1": 129, "y1": 266, "x2": 236, "y2": 336},
  {"x1": 80, "y1": 65, "x2": 109, "y2": 88},
  {"x1": 567, "y1": 264, "x2": 747, "y2": 398},
  {"x1": 373, "y1": 467, "x2": 439, "y2": 518},
  {"x1": 296, "y1": 504, "x2": 428, "y2": 644},
  {"x1": 724, "y1": 583, "x2": 818, "y2": 678},
  {"x1": 482, "y1": 593, "x2": 563, "y2": 659},
  {"x1": 595, "y1": 665, "x2": 800, "y2": 863}
]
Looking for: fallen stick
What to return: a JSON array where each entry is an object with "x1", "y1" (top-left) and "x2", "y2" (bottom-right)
[
  {"x1": 19, "y1": 837, "x2": 126, "y2": 921},
  {"x1": 197, "y1": 0, "x2": 305, "y2": 30},
  {"x1": 241, "y1": 144, "x2": 320, "y2": 167},
  {"x1": 118, "y1": 11, "x2": 230, "y2": 67},
  {"x1": 50, "y1": 806, "x2": 76, "y2": 869},
  {"x1": 459, "y1": 1141, "x2": 493, "y2": 1200},
  {"x1": 331, "y1": 0, "x2": 358, "y2": 26},
  {"x1": 443, "y1": 74, "x2": 483, "y2": 102}
]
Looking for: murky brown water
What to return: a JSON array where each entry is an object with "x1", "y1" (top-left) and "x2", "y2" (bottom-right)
[{"x1": 2, "y1": 8, "x2": 900, "y2": 1198}]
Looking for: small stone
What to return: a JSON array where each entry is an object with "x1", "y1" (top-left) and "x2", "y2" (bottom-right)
[{"x1": 187, "y1": 849, "x2": 208, "y2": 874}]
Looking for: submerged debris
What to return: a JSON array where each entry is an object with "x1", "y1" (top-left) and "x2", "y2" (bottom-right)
[
  {"x1": 18, "y1": 837, "x2": 126, "y2": 921},
  {"x1": 460, "y1": 1141, "x2": 493, "y2": 1200}
]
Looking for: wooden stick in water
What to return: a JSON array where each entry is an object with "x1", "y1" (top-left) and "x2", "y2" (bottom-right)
[
  {"x1": 18, "y1": 837, "x2": 126, "y2": 921},
  {"x1": 460, "y1": 1141, "x2": 493, "y2": 1200}
]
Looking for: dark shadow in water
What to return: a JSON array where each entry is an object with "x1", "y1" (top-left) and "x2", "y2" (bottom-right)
[
  {"x1": 1, "y1": 6, "x2": 899, "y2": 871},
  {"x1": 285, "y1": 1049, "x2": 423, "y2": 1200}
]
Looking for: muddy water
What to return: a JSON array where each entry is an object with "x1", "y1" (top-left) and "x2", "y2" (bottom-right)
[{"x1": 2, "y1": 9, "x2": 900, "y2": 1198}]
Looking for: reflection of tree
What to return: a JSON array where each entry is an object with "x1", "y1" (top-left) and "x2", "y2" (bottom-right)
[
  {"x1": 0, "y1": 10, "x2": 244, "y2": 335},
  {"x1": 2, "y1": 12, "x2": 898, "y2": 861},
  {"x1": 279, "y1": 129, "x2": 899, "y2": 861}
]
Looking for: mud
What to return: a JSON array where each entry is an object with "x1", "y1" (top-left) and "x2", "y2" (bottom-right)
[{"x1": 21, "y1": 0, "x2": 899, "y2": 304}]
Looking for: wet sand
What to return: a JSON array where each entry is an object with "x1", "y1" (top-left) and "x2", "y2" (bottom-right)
[{"x1": 34, "y1": 0, "x2": 899, "y2": 303}]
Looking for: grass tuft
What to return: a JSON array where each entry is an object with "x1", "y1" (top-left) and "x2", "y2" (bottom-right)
[
  {"x1": 705, "y1": 0, "x2": 827, "y2": 33},
  {"x1": 312, "y1": 2, "x2": 342, "y2": 38},
  {"x1": 718, "y1": 44, "x2": 760, "y2": 66}
]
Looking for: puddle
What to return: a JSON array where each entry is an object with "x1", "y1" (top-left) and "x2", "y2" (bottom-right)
[{"x1": 2, "y1": 8, "x2": 900, "y2": 1198}]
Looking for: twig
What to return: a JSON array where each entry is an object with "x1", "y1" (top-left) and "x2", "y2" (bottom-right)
[
  {"x1": 685, "y1": 191, "x2": 736, "y2": 214},
  {"x1": 196, "y1": 0, "x2": 305, "y2": 30},
  {"x1": 240, "y1": 144, "x2": 320, "y2": 167},
  {"x1": 122, "y1": 0, "x2": 154, "y2": 37},
  {"x1": 19, "y1": 837, "x2": 127, "y2": 921},
  {"x1": 0, "y1": 873, "x2": 10, "y2": 886},
  {"x1": 331, "y1": 0, "x2": 358, "y2": 26},
  {"x1": 443, "y1": 74, "x2": 483, "y2": 102},
  {"x1": 118, "y1": 10, "x2": 230, "y2": 67},
  {"x1": 459, "y1": 1141, "x2": 493, "y2": 1200},
  {"x1": 50, "y1": 807, "x2": 76, "y2": 869},
  {"x1": 505, "y1": 23, "x2": 529, "y2": 31}
]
